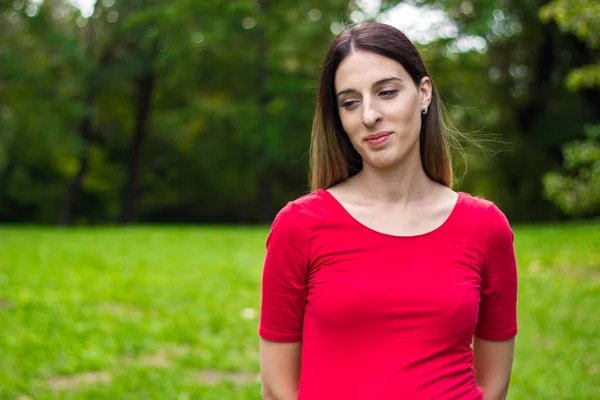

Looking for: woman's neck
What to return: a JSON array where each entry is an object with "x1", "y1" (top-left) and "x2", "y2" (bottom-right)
[{"x1": 352, "y1": 156, "x2": 439, "y2": 206}]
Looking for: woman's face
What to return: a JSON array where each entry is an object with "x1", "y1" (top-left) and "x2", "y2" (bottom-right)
[{"x1": 334, "y1": 50, "x2": 432, "y2": 170}]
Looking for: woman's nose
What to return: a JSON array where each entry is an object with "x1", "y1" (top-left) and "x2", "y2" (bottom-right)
[{"x1": 361, "y1": 100, "x2": 382, "y2": 126}]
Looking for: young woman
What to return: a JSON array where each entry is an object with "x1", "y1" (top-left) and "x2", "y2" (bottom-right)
[{"x1": 258, "y1": 22, "x2": 518, "y2": 400}]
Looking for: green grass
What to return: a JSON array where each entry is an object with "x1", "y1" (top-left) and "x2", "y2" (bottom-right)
[{"x1": 0, "y1": 222, "x2": 598, "y2": 399}]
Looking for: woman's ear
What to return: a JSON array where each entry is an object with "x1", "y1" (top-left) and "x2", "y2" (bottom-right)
[{"x1": 419, "y1": 76, "x2": 433, "y2": 109}]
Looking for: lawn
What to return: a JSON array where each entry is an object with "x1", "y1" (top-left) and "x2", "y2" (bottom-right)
[{"x1": 0, "y1": 222, "x2": 598, "y2": 399}]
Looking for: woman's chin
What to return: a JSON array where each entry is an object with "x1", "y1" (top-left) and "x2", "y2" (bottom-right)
[
  {"x1": 364, "y1": 156, "x2": 402, "y2": 170},
  {"x1": 360, "y1": 143, "x2": 418, "y2": 171}
]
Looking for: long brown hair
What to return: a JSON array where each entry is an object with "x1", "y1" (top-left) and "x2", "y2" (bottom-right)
[{"x1": 309, "y1": 22, "x2": 453, "y2": 191}]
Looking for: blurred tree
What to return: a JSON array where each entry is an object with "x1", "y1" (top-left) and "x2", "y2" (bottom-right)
[
  {"x1": 410, "y1": 0, "x2": 600, "y2": 220},
  {"x1": 135, "y1": 0, "x2": 354, "y2": 223},
  {"x1": 543, "y1": 124, "x2": 600, "y2": 216},
  {"x1": 539, "y1": 0, "x2": 599, "y2": 92},
  {"x1": 1, "y1": 0, "x2": 88, "y2": 223},
  {"x1": 540, "y1": 0, "x2": 600, "y2": 216},
  {"x1": 59, "y1": 10, "x2": 113, "y2": 225},
  {"x1": 1, "y1": 0, "x2": 598, "y2": 224}
]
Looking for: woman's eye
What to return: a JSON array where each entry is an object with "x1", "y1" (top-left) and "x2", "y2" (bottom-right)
[
  {"x1": 380, "y1": 89, "x2": 398, "y2": 97},
  {"x1": 341, "y1": 100, "x2": 359, "y2": 109}
]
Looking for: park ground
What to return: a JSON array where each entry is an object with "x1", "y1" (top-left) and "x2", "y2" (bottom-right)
[{"x1": 0, "y1": 222, "x2": 599, "y2": 399}]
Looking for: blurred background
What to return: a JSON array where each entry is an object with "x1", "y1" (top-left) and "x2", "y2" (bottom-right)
[
  {"x1": 1, "y1": 0, "x2": 599, "y2": 225},
  {"x1": 0, "y1": 0, "x2": 599, "y2": 399}
]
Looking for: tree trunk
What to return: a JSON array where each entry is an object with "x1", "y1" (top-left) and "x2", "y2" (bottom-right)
[
  {"x1": 58, "y1": 107, "x2": 92, "y2": 225},
  {"x1": 257, "y1": 0, "x2": 272, "y2": 223},
  {"x1": 119, "y1": 52, "x2": 156, "y2": 224},
  {"x1": 58, "y1": 22, "x2": 96, "y2": 226}
]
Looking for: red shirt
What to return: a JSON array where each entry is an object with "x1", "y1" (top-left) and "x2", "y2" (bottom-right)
[{"x1": 259, "y1": 190, "x2": 518, "y2": 400}]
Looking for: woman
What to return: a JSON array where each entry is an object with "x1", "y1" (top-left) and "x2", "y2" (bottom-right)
[{"x1": 259, "y1": 22, "x2": 518, "y2": 400}]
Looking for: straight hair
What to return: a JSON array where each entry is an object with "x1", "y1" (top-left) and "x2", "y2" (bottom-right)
[{"x1": 309, "y1": 22, "x2": 454, "y2": 191}]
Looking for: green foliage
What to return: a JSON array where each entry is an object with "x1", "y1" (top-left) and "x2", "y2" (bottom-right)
[
  {"x1": 0, "y1": 0, "x2": 353, "y2": 223},
  {"x1": 540, "y1": 0, "x2": 600, "y2": 92},
  {"x1": 0, "y1": 224, "x2": 599, "y2": 398},
  {"x1": 413, "y1": 0, "x2": 599, "y2": 220},
  {"x1": 539, "y1": 0, "x2": 600, "y2": 48},
  {"x1": 543, "y1": 125, "x2": 600, "y2": 216},
  {"x1": 1, "y1": 0, "x2": 599, "y2": 223},
  {"x1": 539, "y1": 0, "x2": 600, "y2": 216},
  {"x1": 565, "y1": 63, "x2": 600, "y2": 91}
]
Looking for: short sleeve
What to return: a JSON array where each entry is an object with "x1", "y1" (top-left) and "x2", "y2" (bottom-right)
[
  {"x1": 474, "y1": 205, "x2": 518, "y2": 341},
  {"x1": 258, "y1": 202, "x2": 310, "y2": 342}
]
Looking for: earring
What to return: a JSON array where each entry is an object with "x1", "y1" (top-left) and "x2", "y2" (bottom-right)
[{"x1": 422, "y1": 105, "x2": 429, "y2": 115}]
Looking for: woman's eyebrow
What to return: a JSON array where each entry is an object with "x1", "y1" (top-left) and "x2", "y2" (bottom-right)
[{"x1": 336, "y1": 77, "x2": 402, "y2": 97}]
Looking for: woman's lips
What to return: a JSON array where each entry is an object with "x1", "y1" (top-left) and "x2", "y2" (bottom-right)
[{"x1": 365, "y1": 132, "x2": 392, "y2": 146}]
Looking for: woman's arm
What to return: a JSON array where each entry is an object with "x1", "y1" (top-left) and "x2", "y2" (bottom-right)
[
  {"x1": 473, "y1": 336, "x2": 515, "y2": 400},
  {"x1": 259, "y1": 202, "x2": 309, "y2": 399},
  {"x1": 259, "y1": 339, "x2": 301, "y2": 400},
  {"x1": 474, "y1": 204, "x2": 518, "y2": 399}
]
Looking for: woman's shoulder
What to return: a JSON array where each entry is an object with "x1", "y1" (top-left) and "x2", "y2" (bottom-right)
[
  {"x1": 270, "y1": 189, "x2": 332, "y2": 225},
  {"x1": 289, "y1": 189, "x2": 329, "y2": 208},
  {"x1": 459, "y1": 192, "x2": 504, "y2": 213},
  {"x1": 457, "y1": 192, "x2": 512, "y2": 231}
]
